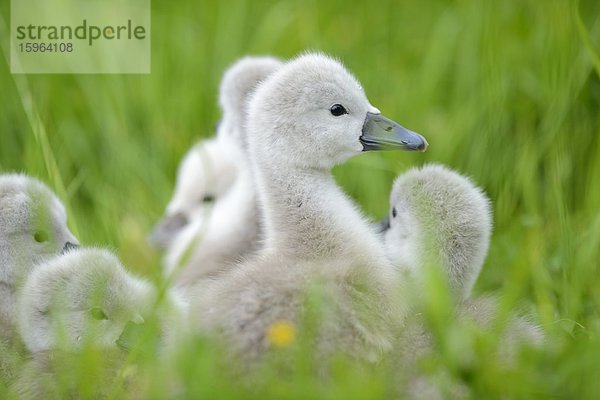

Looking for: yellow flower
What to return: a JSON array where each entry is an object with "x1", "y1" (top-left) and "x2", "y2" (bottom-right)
[{"x1": 267, "y1": 320, "x2": 296, "y2": 348}]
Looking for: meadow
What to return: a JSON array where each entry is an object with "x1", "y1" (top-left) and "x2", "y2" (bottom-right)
[{"x1": 1, "y1": 0, "x2": 600, "y2": 398}]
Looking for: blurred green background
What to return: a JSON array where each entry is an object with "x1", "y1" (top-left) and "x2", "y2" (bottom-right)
[{"x1": 1, "y1": 0, "x2": 600, "y2": 398}]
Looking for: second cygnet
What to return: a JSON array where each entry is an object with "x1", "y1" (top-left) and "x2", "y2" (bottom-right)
[
  {"x1": 150, "y1": 56, "x2": 283, "y2": 287},
  {"x1": 17, "y1": 248, "x2": 187, "y2": 353},
  {"x1": 382, "y1": 164, "x2": 492, "y2": 300},
  {"x1": 13, "y1": 248, "x2": 188, "y2": 399}
]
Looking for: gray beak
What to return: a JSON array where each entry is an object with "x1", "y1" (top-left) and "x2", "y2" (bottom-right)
[
  {"x1": 375, "y1": 216, "x2": 391, "y2": 234},
  {"x1": 61, "y1": 241, "x2": 79, "y2": 254},
  {"x1": 116, "y1": 319, "x2": 146, "y2": 353},
  {"x1": 148, "y1": 212, "x2": 188, "y2": 249},
  {"x1": 360, "y1": 112, "x2": 428, "y2": 152}
]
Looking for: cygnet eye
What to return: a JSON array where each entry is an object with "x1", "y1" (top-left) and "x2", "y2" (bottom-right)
[
  {"x1": 202, "y1": 195, "x2": 215, "y2": 203},
  {"x1": 330, "y1": 104, "x2": 348, "y2": 117},
  {"x1": 89, "y1": 307, "x2": 109, "y2": 321},
  {"x1": 392, "y1": 207, "x2": 397, "y2": 219},
  {"x1": 33, "y1": 230, "x2": 50, "y2": 243}
]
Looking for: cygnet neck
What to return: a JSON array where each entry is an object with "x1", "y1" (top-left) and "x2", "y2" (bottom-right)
[{"x1": 252, "y1": 155, "x2": 387, "y2": 267}]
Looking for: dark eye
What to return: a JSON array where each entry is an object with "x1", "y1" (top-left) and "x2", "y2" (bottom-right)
[
  {"x1": 89, "y1": 307, "x2": 108, "y2": 320},
  {"x1": 33, "y1": 230, "x2": 49, "y2": 243},
  {"x1": 202, "y1": 195, "x2": 215, "y2": 203},
  {"x1": 392, "y1": 207, "x2": 397, "y2": 218},
  {"x1": 330, "y1": 104, "x2": 348, "y2": 117}
]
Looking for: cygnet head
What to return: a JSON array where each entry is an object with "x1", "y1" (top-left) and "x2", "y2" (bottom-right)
[
  {"x1": 0, "y1": 174, "x2": 78, "y2": 287},
  {"x1": 18, "y1": 248, "x2": 152, "y2": 353},
  {"x1": 246, "y1": 53, "x2": 428, "y2": 171},
  {"x1": 149, "y1": 139, "x2": 238, "y2": 248},
  {"x1": 383, "y1": 164, "x2": 492, "y2": 299},
  {"x1": 219, "y1": 55, "x2": 284, "y2": 146}
]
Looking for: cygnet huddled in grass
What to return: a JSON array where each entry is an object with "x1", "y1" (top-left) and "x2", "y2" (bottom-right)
[
  {"x1": 192, "y1": 53, "x2": 428, "y2": 365},
  {"x1": 13, "y1": 248, "x2": 188, "y2": 399},
  {"x1": 380, "y1": 166, "x2": 542, "y2": 398},
  {"x1": 150, "y1": 56, "x2": 283, "y2": 287},
  {"x1": 17, "y1": 247, "x2": 188, "y2": 353},
  {"x1": 0, "y1": 174, "x2": 78, "y2": 345},
  {"x1": 378, "y1": 165, "x2": 543, "y2": 349},
  {"x1": 382, "y1": 164, "x2": 492, "y2": 300}
]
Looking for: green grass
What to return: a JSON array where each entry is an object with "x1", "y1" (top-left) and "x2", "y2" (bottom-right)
[{"x1": 1, "y1": 0, "x2": 600, "y2": 398}]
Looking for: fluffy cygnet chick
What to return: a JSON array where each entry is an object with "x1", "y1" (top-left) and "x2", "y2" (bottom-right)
[
  {"x1": 150, "y1": 56, "x2": 283, "y2": 286},
  {"x1": 149, "y1": 138, "x2": 237, "y2": 251},
  {"x1": 0, "y1": 174, "x2": 78, "y2": 344},
  {"x1": 382, "y1": 164, "x2": 492, "y2": 300},
  {"x1": 17, "y1": 248, "x2": 187, "y2": 353},
  {"x1": 192, "y1": 53, "x2": 428, "y2": 365},
  {"x1": 13, "y1": 248, "x2": 188, "y2": 399}
]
